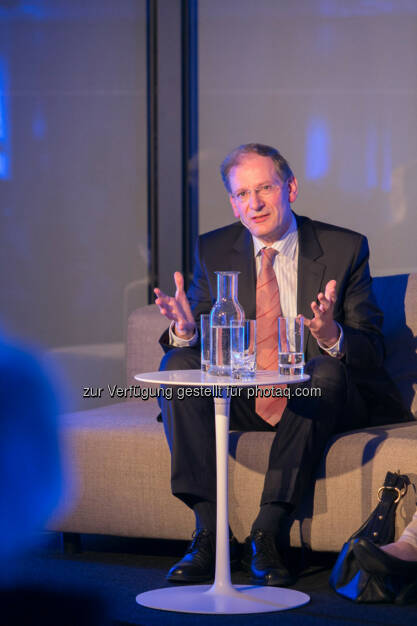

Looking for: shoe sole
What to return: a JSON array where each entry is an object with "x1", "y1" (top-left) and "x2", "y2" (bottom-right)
[
  {"x1": 166, "y1": 573, "x2": 214, "y2": 584},
  {"x1": 166, "y1": 556, "x2": 240, "y2": 584},
  {"x1": 240, "y1": 558, "x2": 296, "y2": 587},
  {"x1": 250, "y1": 574, "x2": 297, "y2": 587}
]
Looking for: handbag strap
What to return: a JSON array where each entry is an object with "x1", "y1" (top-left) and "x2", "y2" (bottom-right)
[{"x1": 351, "y1": 471, "x2": 409, "y2": 545}]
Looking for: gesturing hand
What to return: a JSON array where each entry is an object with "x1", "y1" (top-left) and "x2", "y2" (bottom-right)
[
  {"x1": 154, "y1": 272, "x2": 196, "y2": 340},
  {"x1": 303, "y1": 279, "x2": 340, "y2": 348}
]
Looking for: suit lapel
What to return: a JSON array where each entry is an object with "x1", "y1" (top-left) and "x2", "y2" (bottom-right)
[
  {"x1": 230, "y1": 225, "x2": 257, "y2": 319},
  {"x1": 295, "y1": 214, "x2": 326, "y2": 354}
]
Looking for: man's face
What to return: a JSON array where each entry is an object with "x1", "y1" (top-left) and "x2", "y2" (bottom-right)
[{"x1": 228, "y1": 154, "x2": 298, "y2": 244}]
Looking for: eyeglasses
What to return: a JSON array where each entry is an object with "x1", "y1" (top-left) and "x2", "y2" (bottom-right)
[{"x1": 231, "y1": 183, "x2": 280, "y2": 205}]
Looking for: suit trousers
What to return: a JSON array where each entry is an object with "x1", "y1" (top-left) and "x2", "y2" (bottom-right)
[{"x1": 158, "y1": 347, "x2": 369, "y2": 513}]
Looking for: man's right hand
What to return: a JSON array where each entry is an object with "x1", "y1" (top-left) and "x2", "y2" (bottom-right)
[{"x1": 154, "y1": 272, "x2": 196, "y2": 340}]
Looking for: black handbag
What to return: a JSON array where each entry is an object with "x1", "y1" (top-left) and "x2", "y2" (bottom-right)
[{"x1": 329, "y1": 471, "x2": 409, "y2": 602}]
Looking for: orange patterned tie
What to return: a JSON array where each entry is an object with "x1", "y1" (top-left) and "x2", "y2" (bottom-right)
[{"x1": 256, "y1": 247, "x2": 287, "y2": 426}]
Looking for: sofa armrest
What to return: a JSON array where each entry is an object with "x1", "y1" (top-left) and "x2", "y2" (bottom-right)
[
  {"x1": 46, "y1": 343, "x2": 125, "y2": 412},
  {"x1": 126, "y1": 305, "x2": 167, "y2": 386}
]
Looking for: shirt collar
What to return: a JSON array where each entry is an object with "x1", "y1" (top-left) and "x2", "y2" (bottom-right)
[{"x1": 252, "y1": 212, "x2": 298, "y2": 260}]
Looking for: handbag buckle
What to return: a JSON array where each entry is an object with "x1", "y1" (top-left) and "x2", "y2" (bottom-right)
[{"x1": 377, "y1": 485, "x2": 406, "y2": 504}]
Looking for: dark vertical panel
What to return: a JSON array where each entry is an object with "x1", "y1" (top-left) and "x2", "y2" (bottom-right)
[
  {"x1": 182, "y1": 0, "x2": 199, "y2": 289},
  {"x1": 157, "y1": 0, "x2": 183, "y2": 295},
  {"x1": 147, "y1": 0, "x2": 198, "y2": 298},
  {"x1": 146, "y1": 0, "x2": 158, "y2": 302}
]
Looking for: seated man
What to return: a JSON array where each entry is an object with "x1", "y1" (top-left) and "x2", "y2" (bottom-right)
[{"x1": 155, "y1": 143, "x2": 410, "y2": 586}]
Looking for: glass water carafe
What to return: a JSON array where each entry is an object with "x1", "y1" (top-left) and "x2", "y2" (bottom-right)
[{"x1": 209, "y1": 271, "x2": 245, "y2": 376}]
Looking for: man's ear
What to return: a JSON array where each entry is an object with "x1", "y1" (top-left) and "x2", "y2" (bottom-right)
[
  {"x1": 288, "y1": 176, "x2": 298, "y2": 203},
  {"x1": 229, "y1": 195, "x2": 240, "y2": 218}
]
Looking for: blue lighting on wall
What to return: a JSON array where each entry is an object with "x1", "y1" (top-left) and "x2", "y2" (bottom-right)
[
  {"x1": 365, "y1": 126, "x2": 392, "y2": 192},
  {"x1": 32, "y1": 109, "x2": 46, "y2": 139},
  {"x1": 0, "y1": 154, "x2": 7, "y2": 177},
  {"x1": 305, "y1": 118, "x2": 330, "y2": 180},
  {"x1": 381, "y1": 130, "x2": 392, "y2": 192},
  {"x1": 0, "y1": 58, "x2": 11, "y2": 180}
]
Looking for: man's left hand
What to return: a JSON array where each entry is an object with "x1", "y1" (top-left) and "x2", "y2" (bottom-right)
[{"x1": 303, "y1": 280, "x2": 340, "y2": 348}]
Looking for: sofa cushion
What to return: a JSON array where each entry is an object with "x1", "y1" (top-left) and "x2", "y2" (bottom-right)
[
  {"x1": 373, "y1": 274, "x2": 417, "y2": 416},
  {"x1": 50, "y1": 401, "x2": 195, "y2": 539}
]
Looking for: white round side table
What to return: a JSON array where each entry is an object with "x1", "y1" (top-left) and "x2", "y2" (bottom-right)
[{"x1": 134, "y1": 369, "x2": 310, "y2": 614}]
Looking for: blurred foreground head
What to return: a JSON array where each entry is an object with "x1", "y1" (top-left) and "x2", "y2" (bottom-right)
[{"x1": 0, "y1": 339, "x2": 62, "y2": 567}]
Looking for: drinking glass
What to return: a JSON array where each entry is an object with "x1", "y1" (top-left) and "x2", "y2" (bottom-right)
[
  {"x1": 200, "y1": 314, "x2": 211, "y2": 372},
  {"x1": 278, "y1": 316, "x2": 304, "y2": 375},
  {"x1": 231, "y1": 319, "x2": 256, "y2": 379}
]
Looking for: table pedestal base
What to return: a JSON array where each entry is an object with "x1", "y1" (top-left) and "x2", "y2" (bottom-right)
[{"x1": 136, "y1": 584, "x2": 310, "y2": 614}]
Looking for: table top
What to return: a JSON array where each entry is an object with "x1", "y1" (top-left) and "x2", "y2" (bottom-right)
[{"x1": 135, "y1": 369, "x2": 309, "y2": 387}]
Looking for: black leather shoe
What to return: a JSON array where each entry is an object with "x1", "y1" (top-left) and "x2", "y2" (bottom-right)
[
  {"x1": 353, "y1": 538, "x2": 417, "y2": 579},
  {"x1": 242, "y1": 529, "x2": 296, "y2": 586},
  {"x1": 166, "y1": 529, "x2": 240, "y2": 583}
]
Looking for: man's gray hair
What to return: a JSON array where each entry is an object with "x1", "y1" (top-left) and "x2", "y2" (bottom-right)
[{"x1": 220, "y1": 143, "x2": 294, "y2": 193}]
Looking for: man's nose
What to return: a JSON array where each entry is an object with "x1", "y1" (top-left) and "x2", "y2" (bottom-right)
[{"x1": 248, "y1": 190, "x2": 264, "y2": 210}]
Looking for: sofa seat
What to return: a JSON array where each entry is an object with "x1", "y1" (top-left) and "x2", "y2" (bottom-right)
[{"x1": 51, "y1": 400, "x2": 417, "y2": 551}]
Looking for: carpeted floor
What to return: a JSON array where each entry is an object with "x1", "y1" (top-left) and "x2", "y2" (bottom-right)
[{"x1": 7, "y1": 534, "x2": 417, "y2": 625}]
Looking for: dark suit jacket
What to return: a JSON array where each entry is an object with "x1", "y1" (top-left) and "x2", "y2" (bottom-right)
[{"x1": 161, "y1": 213, "x2": 410, "y2": 425}]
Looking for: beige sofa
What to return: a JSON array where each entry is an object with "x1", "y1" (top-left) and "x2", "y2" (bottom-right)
[{"x1": 49, "y1": 274, "x2": 417, "y2": 552}]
